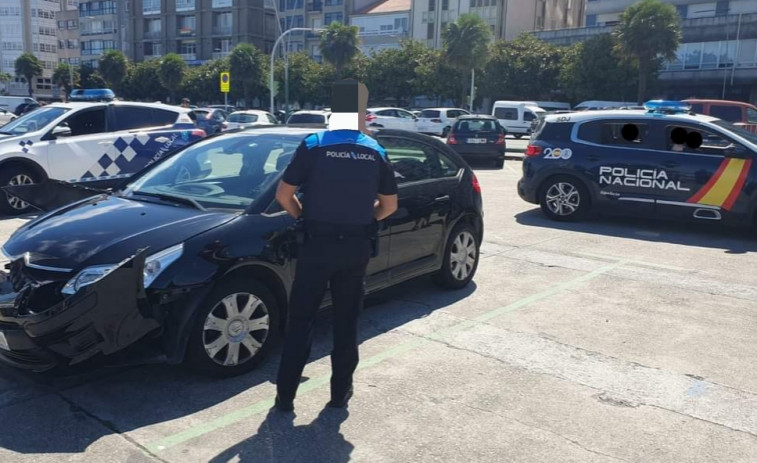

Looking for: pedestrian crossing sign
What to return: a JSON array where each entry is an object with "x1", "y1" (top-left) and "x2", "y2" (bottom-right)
[{"x1": 220, "y1": 72, "x2": 230, "y2": 93}]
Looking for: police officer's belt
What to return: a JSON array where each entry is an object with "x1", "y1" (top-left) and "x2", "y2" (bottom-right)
[{"x1": 303, "y1": 220, "x2": 374, "y2": 238}]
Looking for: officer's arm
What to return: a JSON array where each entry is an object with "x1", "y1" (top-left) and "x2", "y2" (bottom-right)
[
  {"x1": 276, "y1": 181, "x2": 303, "y2": 219},
  {"x1": 374, "y1": 194, "x2": 397, "y2": 221}
]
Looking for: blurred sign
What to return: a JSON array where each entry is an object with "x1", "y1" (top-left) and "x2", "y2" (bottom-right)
[{"x1": 220, "y1": 72, "x2": 230, "y2": 93}]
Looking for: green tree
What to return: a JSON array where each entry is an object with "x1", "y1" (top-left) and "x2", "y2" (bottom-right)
[
  {"x1": 559, "y1": 34, "x2": 640, "y2": 103},
  {"x1": 319, "y1": 22, "x2": 361, "y2": 78},
  {"x1": 180, "y1": 57, "x2": 229, "y2": 105},
  {"x1": 79, "y1": 64, "x2": 107, "y2": 89},
  {"x1": 158, "y1": 53, "x2": 187, "y2": 104},
  {"x1": 122, "y1": 59, "x2": 167, "y2": 101},
  {"x1": 479, "y1": 34, "x2": 564, "y2": 102},
  {"x1": 52, "y1": 63, "x2": 80, "y2": 97},
  {"x1": 14, "y1": 52, "x2": 43, "y2": 97},
  {"x1": 229, "y1": 43, "x2": 267, "y2": 108},
  {"x1": 274, "y1": 52, "x2": 319, "y2": 107},
  {"x1": 98, "y1": 50, "x2": 129, "y2": 93},
  {"x1": 0, "y1": 72, "x2": 11, "y2": 95},
  {"x1": 415, "y1": 48, "x2": 459, "y2": 105},
  {"x1": 441, "y1": 14, "x2": 491, "y2": 107},
  {"x1": 365, "y1": 41, "x2": 428, "y2": 107},
  {"x1": 614, "y1": 0, "x2": 681, "y2": 104}
]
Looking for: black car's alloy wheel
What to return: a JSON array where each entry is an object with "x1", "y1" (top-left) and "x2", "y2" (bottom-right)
[
  {"x1": 186, "y1": 278, "x2": 280, "y2": 377},
  {"x1": 433, "y1": 222, "x2": 480, "y2": 289},
  {"x1": 539, "y1": 175, "x2": 589, "y2": 222}
]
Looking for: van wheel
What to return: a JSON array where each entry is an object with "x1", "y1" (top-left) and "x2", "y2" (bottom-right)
[
  {"x1": 0, "y1": 167, "x2": 37, "y2": 215},
  {"x1": 185, "y1": 278, "x2": 280, "y2": 377},
  {"x1": 539, "y1": 175, "x2": 590, "y2": 222},
  {"x1": 433, "y1": 222, "x2": 480, "y2": 289}
]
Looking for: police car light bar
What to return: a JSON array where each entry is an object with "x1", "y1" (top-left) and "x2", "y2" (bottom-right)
[{"x1": 644, "y1": 100, "x2": 692, "y2": 114}]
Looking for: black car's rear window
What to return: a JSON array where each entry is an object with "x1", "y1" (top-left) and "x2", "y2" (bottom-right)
[
  {"x1": 454, "y1": 119, "x2": 500, "y2": 133},
  {"x1": 288, "y1": 114, "x2": 326, "y2": 124}
]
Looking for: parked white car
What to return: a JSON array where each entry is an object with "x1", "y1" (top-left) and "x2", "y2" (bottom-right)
[
  {"x1": 366, "y1": 107, "x2": 418, "y2": 131},
  {"x1": 0, "y1": 108, "x2": 16, "y2": 127},
  {"x1": 0, "y1": 101, "x2": 203, "y2": 214},
  {"x1": 225, "y1": 110, "x2": 279, "y2": 130},
  {"x1": 286, "y1": 110, "x2": 331, "y2": 124},
  {"x1": 416, "y1": 108, "x2": 470, "y2": 137}
]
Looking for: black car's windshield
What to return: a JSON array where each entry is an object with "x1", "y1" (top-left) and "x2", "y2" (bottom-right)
[
  {"x1": 288, "y1": 113, "x2": 326, "y2": 124},
  {"x1": 712, "y1": 120, "x2": 757, "y2": 146},
  {"x1": 123, "y1": 132, "x2": 308, "y2": 211},
  {"x1": 0, "y1": 107, "x2": 68, "y2": 135}
]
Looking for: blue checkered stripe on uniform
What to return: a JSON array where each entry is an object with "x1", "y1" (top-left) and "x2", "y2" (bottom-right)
[{"x1": 80, "y1": 134, "x2": 155, "y2": 181}]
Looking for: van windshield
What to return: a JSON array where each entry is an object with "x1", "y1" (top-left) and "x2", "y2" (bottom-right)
[{"x1": 0, "y1": 107, "x2": 69, "y2": 135}]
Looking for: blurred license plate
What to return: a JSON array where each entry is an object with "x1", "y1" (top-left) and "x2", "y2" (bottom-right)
[
  {"x1": 0, "y1": 332, "x2": 8, "y2": 351},
  {"x1": 467, "y1": 138, "x2": 487, "y2": 143}
]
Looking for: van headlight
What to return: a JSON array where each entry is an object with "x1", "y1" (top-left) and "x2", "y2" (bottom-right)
[{"x1": 62, "y1": 244, "x2": 184, "y2": 295}]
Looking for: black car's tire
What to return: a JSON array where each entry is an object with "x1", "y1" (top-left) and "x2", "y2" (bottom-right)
[
  {"x1": 494, "y1": 159, "x2": 504, "y2": 169},
  {"x1": 185, "y1": 278, "x2": 280, "y2": 377},
  {"x1": 0, "y1": 166, "x2": 37, "y2": 215},
  {"x1": 432, "y1": 222, "x2": 480, "y2": 289},
  {"x1": 538, "y1": 175, "x2": 590, "y2": 222}
]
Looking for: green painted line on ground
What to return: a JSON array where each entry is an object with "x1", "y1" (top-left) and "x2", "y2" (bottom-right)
[{"x1": 146, "y1": 259, "x2": 627, "y2": 453}]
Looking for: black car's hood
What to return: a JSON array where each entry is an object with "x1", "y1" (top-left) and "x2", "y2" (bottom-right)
[{"x1": 3, "y1": 195, "x2": 237, "y2": 269}]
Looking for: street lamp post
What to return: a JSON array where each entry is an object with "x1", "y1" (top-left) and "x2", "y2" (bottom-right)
[{"x1": 269, "y1": 27, "x2": 325, "y2": 114}]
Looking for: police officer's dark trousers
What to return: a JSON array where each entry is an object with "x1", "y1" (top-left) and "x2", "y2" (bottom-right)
[{"x1": 276, "y1": 223, "x2": 372, "y2": 403}]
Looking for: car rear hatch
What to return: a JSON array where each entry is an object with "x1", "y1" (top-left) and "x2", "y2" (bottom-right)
[{"x1": 448, "y1": 120, "x2": 505, "y2": 150}]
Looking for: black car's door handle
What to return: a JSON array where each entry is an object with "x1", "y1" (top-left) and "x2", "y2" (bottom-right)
[{"x1": 434, "y1": 194, "x2": 450, "y2": 202}]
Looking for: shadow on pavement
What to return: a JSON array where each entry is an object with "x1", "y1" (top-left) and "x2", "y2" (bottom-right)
[
  {"x1": 210, "y1": 408, "x2": 352, "y2": 463},
  {"x1": 0, "y1": 276, "x2": 475, "y2": 455},
  {"x1": 515, "y1": 208, "x2": 757, "y2": 254}
]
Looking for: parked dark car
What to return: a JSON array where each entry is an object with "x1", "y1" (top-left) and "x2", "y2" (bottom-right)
[
  {"x1": 14, "y1": 102, "x2": 41, "y2": 116},
  {"x1": 192, "y1": 108, "x2": 228, "y2": 134},
  {"x1": 0, "y1": 127, "x2": 483, "y2": 376},
  {"x1": 447, "y1": 115, "x2": 507, "y2": 168}
]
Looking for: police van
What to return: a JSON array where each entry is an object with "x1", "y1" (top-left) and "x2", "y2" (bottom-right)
[
  {"x1": 0, "y1": 101, "x2": 205, "y2": 214},
  {"x1": 518, "y1": 101, "x2": 757, "y2": 227}
]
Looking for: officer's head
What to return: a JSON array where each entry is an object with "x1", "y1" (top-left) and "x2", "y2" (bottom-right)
[{"x1": 328, "y1": 79, "x2": 369, "y2": 132}]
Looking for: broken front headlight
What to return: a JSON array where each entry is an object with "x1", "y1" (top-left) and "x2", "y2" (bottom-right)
[{"x1": 62, "y1": 243, "x2": 184, "y2": 295}]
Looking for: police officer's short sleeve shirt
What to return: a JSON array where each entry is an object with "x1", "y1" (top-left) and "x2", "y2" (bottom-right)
[{"x1": 282, "y1": 130, "x2": 397, "y2": 225}]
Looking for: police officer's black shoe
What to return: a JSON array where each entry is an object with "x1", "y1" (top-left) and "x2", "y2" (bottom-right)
[
  {"x1": 327, "y1": 386, "x2": 353, "y2": 408},
  {"x1": 274, "y1": 394, "x2": 294, "y2": 412}
]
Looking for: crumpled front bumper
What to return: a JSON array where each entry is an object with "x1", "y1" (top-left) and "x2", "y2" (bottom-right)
[{"x1": 0, "y1": 251, "x2": 161, "y2": 371}]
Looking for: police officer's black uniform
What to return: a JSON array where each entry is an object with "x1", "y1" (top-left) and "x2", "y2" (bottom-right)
[{"x1": 276, "y1": 128, "x2": 397, "y2": 410}]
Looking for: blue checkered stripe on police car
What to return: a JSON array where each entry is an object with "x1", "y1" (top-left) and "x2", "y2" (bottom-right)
[
  {"x1": 18, "y1": 140, "x2": 34, "y2": 154},
  {"x1": 79, "y1": 132, "x2": 185, "y2": 181}
]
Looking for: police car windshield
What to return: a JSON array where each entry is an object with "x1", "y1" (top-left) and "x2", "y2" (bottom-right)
[
  {"x1": 0, "y1": 107, "x2": 68, "y2": 135},
  {"x1": 124, "y1": 132, "x2": 306, "y2": 211},
  {"x1": 712, "y1": 120, "x2": 757, "y2": 146}
]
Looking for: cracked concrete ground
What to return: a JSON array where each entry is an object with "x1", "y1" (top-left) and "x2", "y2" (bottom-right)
[{"x1": 0, "y1": 159, "x2": 755, "y2": 462}]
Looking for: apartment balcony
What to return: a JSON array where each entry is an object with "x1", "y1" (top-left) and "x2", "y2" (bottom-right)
[
  {"x1": 212, "y1": 26, "x2": 232, "y2": 35},
  {"x1": 212, "y1": 51, "x2": 230, "y2": 59},
  {"x1": 145, "y1": 52, "x2": 162, "y2": 59},
  {"x1": 533, "y1": 25, "x2": 614, "y2": 46},
  {"x1": 144, "y1": 30, "x2": 162, "y2": 39},
  {"x1": 358, "y1": 29, "x2": 408, "y2": 37},
  {"x1": 307, "y1": 3, "x2": 323, "y2": 12},
  {"x1": 178, "y1": 28, "x2": 197, "y2": 37},
  {"x1": 179, "y1": 53, "x2": 197, "y2": 61}
]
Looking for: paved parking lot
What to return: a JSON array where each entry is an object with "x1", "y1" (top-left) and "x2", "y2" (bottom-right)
[{"x1": 0, "y1": 155, "x2": 755, "y2": 462}]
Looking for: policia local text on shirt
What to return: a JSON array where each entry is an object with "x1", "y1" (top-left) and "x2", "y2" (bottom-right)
[{"x1": 274, "y1": 79, "x2": 399, "y2": 412}]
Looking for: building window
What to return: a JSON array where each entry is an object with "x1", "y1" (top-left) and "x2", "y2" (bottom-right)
[
  {"x1": 178, "y1": 15, "x2": 197, "y2": 36},
  {"x1": 394, "y1": 17, "x2": 408, "y2": 31},
  {"x1": 213, "y1": 0, "x2": 233, "y2": 7},
  {"x1": 81, "y1": 39, "x2": 116, "y2": 56},
  {"x1": 81, "y1": 20, "x2": 117, "y2": 36},
  {"x1": 0, "y1": 6, "x2": 21, "y2": 16},
  {"x1": 427, "y1": 22, "x2": 434, "y2": 39},
  {"x1": 143, "y1": 0, "x2": 160, "y2": 14},
  {"x1": 145, "y1": 42, "x2": 162, "y2": 57},
  {"x1": 586, "y1": 14, "x2": 597, "y2": 27},
  {"x1": 58, "y1": 20, "x2": 66, "y2": 29},
  {"x1": 179, "y1": 41, "x2": 197, "y2": 58},
  {"x1": 176, "y1": 0, "x2": 196, "y2": 12},
  {"x1": 324, "y1": 0, "x2": 342, "y2": 5},
  {"x1": 428, "y1": 0, "x2": 435, "y2": 12},
  {"x1": 442, "y1": 0, "x2": 448, "y2": 10},
  {"x1": 79, "y1": 1, "x2": 116, "y2": 16},
  {"x1": 324, "y1": 12, "x2": 343, "y2": 25},
  {"x1": 715, "y1": 1, "x2": 729, "y2": 16},
  {"x1": 675, "y1": 5, "x2": 687, "y2": 19},
  {"x1": 213, "y1": 12, "x2": 232, "y2": 34},
  {"x1": 67, "y1": 19, "x2": 78, "y2": 29}
]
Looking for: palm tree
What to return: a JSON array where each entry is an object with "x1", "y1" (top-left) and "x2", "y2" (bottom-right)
[
  {"x1": 14, "y1": 53, "x2": 43, "y2": 97},
  {"x1": 442, "y1": 14, "x2": 491, "y2": 108},
  {"x1": 319, "y1": 22, "x2": 361, "y2": 78},
  {"x1": 0, "y1": 72, "x2": 11, "y2": 95},
  {"x1": 614, "y1": 0, "x2": 681, "y2": 104}
]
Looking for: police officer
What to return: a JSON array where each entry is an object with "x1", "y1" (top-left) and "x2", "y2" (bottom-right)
[{"x1": 274, "y1": 79, "x2": 398, "y2": 412}]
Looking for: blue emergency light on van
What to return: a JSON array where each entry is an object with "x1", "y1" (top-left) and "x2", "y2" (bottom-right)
[{"x1": 644, "y1": 100, "x2": 691, "y2": 114}]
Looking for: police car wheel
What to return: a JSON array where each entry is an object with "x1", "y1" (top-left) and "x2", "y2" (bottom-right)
[
  {"x1": 0, "y1": 167, "x2": 36, "y2": 215},
  {"x1": 433, "y1": 223, "x2": 479, "y2": 289},
  {"x1": 186, "y1": 278, "x2": 280, "y2": 377},
  {"x1": 539, "y1": 176, "x2": 589, "y2": 222}
]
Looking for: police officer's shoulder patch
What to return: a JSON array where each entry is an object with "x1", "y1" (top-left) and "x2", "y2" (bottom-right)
[
  {"x1": 357, "y1": 133, "x2": 387, "y2": 158},
  {"x1": 304, "y1": 133, "x2": 320, "y2": 149}
]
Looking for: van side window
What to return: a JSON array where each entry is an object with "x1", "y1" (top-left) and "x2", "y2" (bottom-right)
[
  {"x1": 747, "y1": 108, "x2": 757, "y2": 124},
  {"x1": 524, "y1": 111, "x2": 537, "y2": 122},
  {"x1": 688, "y1": 103, "x2": 703, "y2": 114},
  {"x1": 494, "y1": 108, "x2": 517, "y2": 120},
  {"x1": 710, "y1": 105, "x2": 742, "y2": 123}
]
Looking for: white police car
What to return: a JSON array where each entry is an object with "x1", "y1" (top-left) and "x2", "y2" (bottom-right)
[
  {"x1": 0, "y1": 101, "x2": 205, "y2": 214},
  {"x1": 518, "y1": 101, "x2": 757, "y2": 227}
]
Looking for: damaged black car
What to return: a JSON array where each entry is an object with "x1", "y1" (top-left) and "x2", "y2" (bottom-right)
[{"x1": 0, "y1": 126, "x2": 483, "y2": 376}]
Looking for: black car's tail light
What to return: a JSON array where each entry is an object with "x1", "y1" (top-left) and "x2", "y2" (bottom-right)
[
  {"x1": 472, "y1": 173, "x2": 482, "y2": 194},
  {"x1": 495, "y1": 134, "x2": 506, "y2": 145},
  {"x1": 447, "y1": 134, "x2": 457, "y2": 144},
  {"x1": 525, "y1": 145, "x2": 543, "y2": 156}
]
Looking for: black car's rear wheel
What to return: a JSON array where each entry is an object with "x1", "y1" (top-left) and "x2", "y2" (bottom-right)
[
  {"x1": 539, "y1": 175, "x2": 590, "y2": 222},
  {"x1": 185, "y1": 278, "x2": 280, "y2": 377},
  {"x1": 433, "y1": 222, "x2": 480, "y2": 289}
]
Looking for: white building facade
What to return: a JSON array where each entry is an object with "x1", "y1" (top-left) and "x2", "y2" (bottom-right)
[{"x1": 350, "y1": 0, "x2": 410, "y2": 54}]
